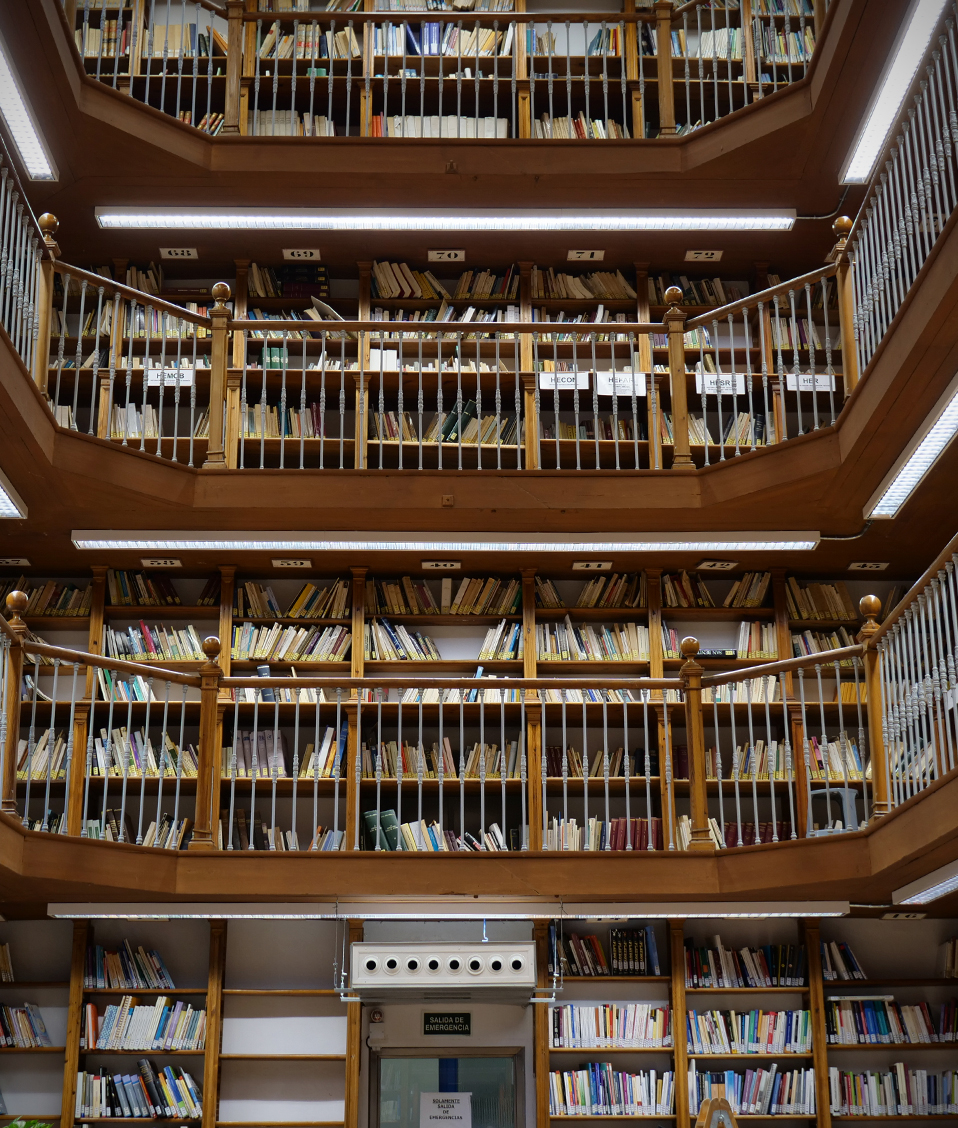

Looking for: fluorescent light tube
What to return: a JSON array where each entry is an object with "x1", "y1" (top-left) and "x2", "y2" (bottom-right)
[
  {"x1": 48, "y1": 900, "x2": 849, "y2": 920},
  {"x1": 842, "y1": 0, "x2": 949, "y2": 184},
  {"x1": 72, "y1": 531, "x2": 820, "y2": 553},
  {"x1": 0, "y1": 35, "x2": 56, "y2": 181},
  {"x1": 893, "y1": 859, "x2": 958, "y2": 905},
  {"x1": 0, "y1": 468, "x2": 26, "y2": 518},
  {"x1": 94, "y1": 207, "x2": 796, "y2": 232},
  {"x1": 866, "y1": 378, "x2": 958, "y2": 518}
]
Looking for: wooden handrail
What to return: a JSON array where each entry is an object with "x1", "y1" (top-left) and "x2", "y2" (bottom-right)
[
  {"x1": 0, "y1": 611, "x2": 19, "y2": 645},
  {"x1": 221, "y1": 675, "x2": 681, "y2": 691},
  {"x1": 700, "y1": 644, "x2": 864, "y2": 687},
  {"x1": 683, "y1": 264, "x2": 838, "y2": 330},
  {"x1": 242, "y1": 9, "x2": 655, "y2": 22},
  {"x1": 55, "y1": 263, "x2": 215, "y2": 327},
  {"x1": 21, "y1": 639, "x2": 203, "y2": 687}
]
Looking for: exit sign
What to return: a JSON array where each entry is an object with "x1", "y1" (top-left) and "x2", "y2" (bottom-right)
[{"x1": 423, "y1": 1012, "x2": 471, "y2": 1035}]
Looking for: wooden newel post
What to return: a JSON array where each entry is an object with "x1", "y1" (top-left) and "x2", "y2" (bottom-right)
[
  {"x1": 222, "y1": 0, "x2": 245, "y2": 135},
  {"x1": 190, "y1": 636, "x2": 223, "y2": 850},
  {"x1": 203, "y1": 283, "x2": 232, "y2": 469},
  {"x1": 1, "y1": 592, "x2": 27, "y2": 817},
  {"x1": 664, "y1": 286, "x2": 693, "y2": 468},
  {"x1": 828, "y1": 216, "x2": 860, "y2": 395},
  {"x1": 654, "y1": 0, "x2": 676, "y2": 135},
  {"x1": 857, "y1": 595, "x2": 890, "y2": 819},
  {"x1": 680, "y1": 637, "x2": 713, "y2": 851},
  {"x1": 33, "y1": 214, "x2": 60, "y2": 392}
]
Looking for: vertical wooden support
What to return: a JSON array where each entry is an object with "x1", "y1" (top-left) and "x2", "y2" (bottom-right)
[
  {"x1": 521, "y1": 568, "x2": 541, "y2": 847},
  {"x1": 801, "y1": 919, "x2": 832, "y2": 1128},
  {"x1": 519, "y1": 262, "x2": 538, "y2": 468},
  {"x1": 654, "y1": 1, "x2": 675, "y2": 135},
  {"x1": 218, "y1": 567, "x2": 236, "y2": 677},
  {"x1": 830, "y1": 218, "x2": 860, "y2": 395},
  {"x1": 225, "y1": 371, "x2": 242, "y2": 468},
  {"x1": 680, "y1": 638, "x2": 713, "y2": 851},
  {"x1": 350, "y1": 567, "x2": 367, "y2": 681},
  {"x1": 202, "y1": 920, "x2": 228, "y2": 1128},
  {"x1": 344, "y1": 919, "x2": 364, "y2": 1128},
  {"x1": 533, "y1": 920, "x2": 550, "y2": 1128},
  {"x1": 858, "y1": 595, "x2": 890, "y2": 819},
  {"x1": 634, "y1": 262, "x2": 658, "y2": 467},
  {"x1": 741, "y1": 0, "x2": 758, "y2": 88},
  {"x1": 813, "y1": 0, "x2": 827, "y2": 37},
  {"x1": 790, "y1": 702, "x2": 810, "y2": 837},
  {"x1": 33, "y1": 215, "x2": 60, "y2": 392},
  {"x1": 190, "y1": 637, "x2": 223, "y2": 849},
  {"x1": 346, "y1": 707, "x2": 360, "y2": 849},
  {"x1": 664, "y1": 289, "x2": 692, "y2": 468},
  {"x1": 354, "y1": 374, "x2": 369, "y2": 469},
  {"x1": 669, "y1": 921, "x2": 689, "y2": 1124},
  {"x1": 67, "y1": 707, "x2": 88, "y2": 836},
  {"x1": 521, "y1": 568, "x2": 538, "y2": 680},
  {"x1": 231, "y1": 260, "x2": 250, "y2": 368},
  {"x1": 222, "y1": 0, "x2": 246, "y2": 134},
  {"x1": 96, "y1": 372, "x2": 112, "y2": 439},
  {"x1": 203, "y1": 283, "x2": 232, "y2": 469},
  {"x1": 1, "y1": 592, "x2": 27, "y2": 817},
  {"x1": 61, "y1": 919, "x2": 89, "y2": 1126}
]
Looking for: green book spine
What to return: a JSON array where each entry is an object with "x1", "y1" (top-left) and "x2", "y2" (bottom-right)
[
  {"x1": 379, "y1": 808, "x2": 401, "y2": 851},
  {"x1": 362, "y1": 808, "x2": 391, "y2": 850}
]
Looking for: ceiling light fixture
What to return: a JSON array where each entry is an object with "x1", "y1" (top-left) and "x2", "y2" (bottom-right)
[
  {"x1": 842, "y1": 0, "x2": 949, "y2": 184},
  {"x1": 47, "y1": 900, "x2": 849, "y2": 921},
  {"x1": 866, "y1": 378, "x2": 958, "y2": 518},
  {"x1": 71, "y1": 531, "x2": 821, "y2": 553},
  {"x1": 0, "y1": 34, "x2": 57, "y2": 181},
  {"x1": 94, "y1": 207, "x2": 797, "y2": 233},
  {"x1": 0, "y1": 468, "x2": 26, "y2": 518},
  {"x1": 893, "y1": 859, "x2": 958, "y2": 905}
]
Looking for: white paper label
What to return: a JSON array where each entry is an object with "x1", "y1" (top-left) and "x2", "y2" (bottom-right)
[
  {"x1": 283, "y1": 248, "x2": 321, "y2": 260},
  {"x1": 567, "y1": 249, "x2": 605, "y2": 261},
  {"x1": 695, "y1": 372, "x2": 746, "y2": 396},
  {"x1": 421, "y1": 1095, "x2": 471, "y2": 1128},
  {"x1": 785, "y1": 373, "x2": 836, "y2": 391},
  {"x1": 146, "y1": 369, "x2": 194, "y2": 387},
  {"x1": 159, "y1": 247, "x2": 198, "y2": 260},
  {"x1": 539, "y1": 372, "x2": 590, "y2": 390},
  {"x1": 428, "y1": 249, "x2": 466, "y2": 262},
  {"x1": 595, "y1": 370, "x2": 647, "y2": 397}
]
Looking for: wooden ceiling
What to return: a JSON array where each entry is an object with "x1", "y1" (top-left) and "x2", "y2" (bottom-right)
[{"x1": 0, "y1": 0, "x2": 905, "y2": 278}]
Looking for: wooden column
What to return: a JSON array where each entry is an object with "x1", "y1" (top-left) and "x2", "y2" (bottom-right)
[
  {"x1": 190, "y1": 636, "x2": 223, "y2": 849},
  {"x1": 344, "y1": 919, "x2": 364, "y2": 1128},
  {"x1": 66, "y1": 707, "x2": 89, "y2": 836},
  {"x1": 521, "y1": 568, "x2": 541, "y2": 848},
  {"x1": 663, "y1": 288, "x2": 692, "y2": 468},
  {"x1": 213, "y1": 567, "x2": 235, "y2": 846},
  {"x1": 203, "y1": 283, "x2": 232, "y2": 469},
  {"x1": 801, "y1": 918, "x2": 832, "y2": 1128},
  {"x1": 533, "y1": 920, "x2": 550, "y2": 1128},
  {"x1": 1, "y1": 592, "x2": 27, "y2": 817},
  {"x1": 519, "y1": 262, "x2": 538, "y2": 468},
  {"x1": 521, "y1": 568, "x2": 537, "y2": 680},
  {"x1": 829, "y1": 217, "x2": 860, "y2": 395},
  {"x1": 222, "y1": 0, "x2": 246, "y2": 134},
  {"x1": 680, "y1": 638, "x2": 713, "y2": 851},
  {"x1": 61, "y1": 919, "x2": 89, "y2": 1127},
  {"x1": 654, "y1": 1, "x2": 675, "y2": 135},
  {"x1": 858, "y1": 595, "x2": 890, "y2": 819},
  {"x1": 669, "y1": 921, "x2": 689, "y2": 1125},
  {"x1": 202, "y1": 921, "x2": 228, "y2": 1128},
  {"x1": 33, "y1": 214, "x2": 60, "y2": 392},
  {"x1": 350, "y1": 567, "x2": 367, "y2": 680}
]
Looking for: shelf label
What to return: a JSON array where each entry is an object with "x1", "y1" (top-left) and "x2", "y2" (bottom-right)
[
  {"x1": 283, "y1": 248, "x2": 321, "y2": 261},
  {"x1": 786, "y1": 372, "x2": 836, "y2": 391},
  {"x1": 685, "y1": 249, "x2": 723, "y2": 262},
  {"x1": 595, "y1": 370, "x2": 646, "y2": 397},
  {"x1": 146, "y1": 369, "x2": 194, "y2": 387},
  {"x1": 428, "y1": 249, "x2": 466, "y2": 262},
  {"x1": 695, "y1": 372, "x2": 746, "y2": 396},
  {"x1": 140, "y1": 557, "x2": 182, "y2": 568},
  {"x1": 567, "y1": 249, "x2": 605, "y2": 261},
  {"x1": 539, "y1": 372, "x2": 589, "y2": 390},
  {"x1": 159, "y1": 247, "x2": 198, "y2": 260}
]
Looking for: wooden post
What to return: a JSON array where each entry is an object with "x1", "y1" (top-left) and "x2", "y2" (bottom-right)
[
  {"x1": 533, "y1": 920, "x2": 550, "y2": 1128},
  {"x1": 350, "y1": 567, "x2": 367, "y2": 680},
  {"x1": 344, "y1": 919, "x2": 364, "y2": 1128},
  {"x1": 190, "y1": 636, "x2": 223, "y2": 849},
  {"x1": 521, "y1": 568, "x2": 537, "y2": 680},
  {"x1": 225, "y1": 370, "x2": 242, "y2": 468},
  {"x1": 801, "y1": 918, "x2": 832, "y2": 1128},
  {"x1": 669, "y1": 921, "x2": 690, "y2": 1125},
  {"x1": 60, "y1": 919, "x2": 89, "y2": 1127},
  {"x1": 202, "y1": 921, "x2": 227, "y2": 1128},
  {"x1": 222, "y1": 0, "x2": 245, "y2": 135},
  {"x1": 521, "y1": 567, "x2": 541, "y2": 847},
  {"x1": 858, "y1": 595, "x2": 890, "y2": 819},
  {"x1": 67, "y1": 707, "x2": 89, "y2": 836},
  {"x1": 33, "y1": 214, "x2": 60, "y2": 392},
  {"x1": 1, "y1": 592, "x2": 27, "y2": 817},
  {"x1": 829, "y1": 217, "x2": 860, "y2": 394},
  {"x1": 203, "y1": 283, "x2": 232, "y2": 469},
  {"x1": 664, "y1": 287, "x2": 692, "y2": 468},
  {"x1": 654, "y1": 1, "x2": 675, "y2": 135},
  {"x1": 519, "y1": 262, "x2": 538, "y2": 469},
  {"x1": 680, "y1": 637, "x2": 713, "y2": 851}
]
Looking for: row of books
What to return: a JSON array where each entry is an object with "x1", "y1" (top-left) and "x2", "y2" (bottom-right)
[
  {"x1": 124, "y1": 305, "x2": 211, "y2": 337},
  {"x1": 550, "y1": 1003, "x2": 671, "y2": 1048},
  {"x1": 104, "y1": 622, "x2": 206, "y2": 662},
  {"x1": 226, "y1": 724, "x2": 346, "y2": 779},
  {"x1": 648, "y1": 274, "x2": 748, "y2": 308},
  {"x1": 177, "y1": 110, "x2": 225, "y2": 134},
  {"x1": 540, "y1": 417, "x2": 643, "y2": 443},
  {"x1": 91, "y1": 728, "x2": 197, "y2": 780},
  {"x1": 544, "y1": 815, "x2": 664, "y2": 852},
  {"x1": 533, "y1": 114, "x2": 630, "y2": 140},
  {"x1": 769, "y1": 316, "x2": 828, "y2": 352},
  {"x1": 825, "y1": 998, "x2": 942, "y2": 1045},
  {"x1": 365, "y1": 575, "x2": 521, "y2": 615},
  {"x1": 686, "y1": 1008, "x2": 812, "y2": 1055},
  {"x1": 84, "y1": 809, "x2": 192, "y2": 851},
  {"x1": 109, "y1": 404, "x2": 210, "y2": 440},
  {"x1": 247, "y1": 262, "x2": 329, "y2": 299},
  {"x1": 107, "y1": 570, "x2": 196, "y2": 607},
  {"x1": 230, "y1": 622, "x2": 352, "y2": 662},
  {"x1": 75, "y1": 22, "x2": 132, "y2": 58},
  {"x1": 758, "y1": 24, "x2": 817, "y2": 64},
  {"x1": 785, "y1": 577, "x2": 857, "y2": 621},
  {"x1": 0, "y1": 576, "x2": 92, "y2": 616},
  {"x1": 364, "y1": 618, "x2": 442, "y2": 660},
  {"x1": 372, "y1": 23, "x2": 513, "y2": 56},
  {"x1": 702, "y1": 676, "x2": 781, "y2": 703},
  {"x1": 538, "y1": 573, "x2": 647, "y2": 610},
  {"x1": 0, "y1": 1002, "x2": 52, "y2": 1047},
  {"x1": 82, "y1": 996, "x2": 206, "y2": 1051},
  {"x1": 671, "y1": 27, "x2": 744, "y2": 61},
  {"x1": 234, "y1": 579, "x2": 350, "y2": 620},
  {"x1": 548, "y1": 1065, "x2": 675, "y2": 1116},
  {"x1": 684, "y1": 938, "x2": 807, "y2": 988},
  {"x1": 477, "y1": 619, "x2": 522, "y2": 659},
  {"x1": 705, "y1": 819, "x2": 794, "y2": 849},
  {"x1": 542, "y1": 746, "x2": 646, "y2": 779},
  {"x1": 548, "y1": 924, "x2": 661, "y2": 977},
  {"x1": 370, "y1": 408, "x2": 521, "y2": 447},
  {"x1": 75, "y1": 1061, "x2": 202, "y2": 1120},
  {"x1": 791, "y1": 625, "x2": 857, "y2": 659},
  {"x1": 15, "y1": 729, "x2": 69, "y2": 782},
  {"x1": 736, "y1": 620, "x2": 778, "y2": 659},
  {"x1": 363, "y1": 808, "x2": 517, "y2": 851},
  {"x1": 85, "y1": 942, "x2": 176, "y2": 990},
  {"x1": 821, "y1": 940, "x2": 867, "y2": 980},
  {"x1": 531, "y1": 269, "x2": 637, "y2": 302},
  {"x1": 828, "y1": 1066, "x2": 958, "y2": 1117},
  {"x1": 140, "y1": 22, "x2": 227, "y2": 58},
  {"x1": 689, "y1": 1064, "x2": 815, "y2": 1117},
  {"x1": 536, "y1": 618, "x2": 650, "y2": 662},
  {"x1": 90, "y1": 673, "x2": 164, "y2": 707},
  {"x1": 0, "y1": 943, "x2": 11, "y2": 982}
]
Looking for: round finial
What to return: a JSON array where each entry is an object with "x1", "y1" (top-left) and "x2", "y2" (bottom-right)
[
  {"x1": 859, "y1": 594, "x2": 881, "y2": 622},
  {"x1": 664, "y1": 285, "x2": 683, "y2": 306},
  {"x1": 211, "y1": 282, "x2": 231, "y2": 304},
  {"x1": 38, "y1": 213, "x2": 58, "y2": 238},
  {"x1": 833, "y1": 216, "x2": 852, "y2": 239},
  {"x1": 680, "y1": 636, "x2": 700, "y2": 659},
  {"x1": 202, "y1": 636, "x2": 221, "y2": 659},
  {"x1": 5, "y1": 590, "x2": 28, "y2": 619}
]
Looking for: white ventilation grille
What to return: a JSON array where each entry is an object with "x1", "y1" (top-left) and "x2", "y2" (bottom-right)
[{"x1": 351, "y1": 942, "x2": 536, "y2": 994}]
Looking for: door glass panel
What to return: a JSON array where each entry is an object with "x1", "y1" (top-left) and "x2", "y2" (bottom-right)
[{"x1": 379, "y1": 1056, "x2": 516, "y2": 1128}]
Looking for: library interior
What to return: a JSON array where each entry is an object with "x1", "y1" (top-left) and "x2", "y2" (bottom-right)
[{"x1": 1, "y1": 1, "x2": 958, "y2": 1127}]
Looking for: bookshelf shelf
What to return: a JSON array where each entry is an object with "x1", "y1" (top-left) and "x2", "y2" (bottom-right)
[
  {"x1": 686, "y1": 1053, "x2": 815, "y2": 1059},
  {"x1": 230, "y1": 660, "x2": 350, "y2": 671},
  {"x1": 661, "y1": 607, "x2": 775, "y2": 621},
  {"x1": 232, "y1": 617, "x2": 352, "y2": 627},
  {"x1": 684, "y1": 986, "x2": 809, "y2": 994},
  {"x1": 82, "y1": 986, "x2": 208, "y2": 995},
  {"x1": 821, "y1": 978, "x2": 957, "y2": 988},
  {"x1": 0, "y1": 979, "x2": 69, "y2": 988},
  {"x1": 79, "y1": 1047, "x2": 206, "y2": 1055},
  {"x1": 534, "y1": 661, "x2": 650, "y2": 673},
  {"x1": 363, "y1": 660, "x2": 524, "y2": 673},
  {"x1": 0, "y1": 1046, "x2": 67, "y2": 1053},
  {"x1": 560, "y1": 976, "x2": 672, "y2": 983},
  {"x1": 104, "y1": 605, "x2": 221, "y2": 618},
  {"x1": 221, "y1": 988, "x2": 339, "y2": 996},
  {"x1": 219, "y1": 1053, "x2": 348, "y2": 1061},
  {"x1": 826, "y1": 1043, "x2": 955, "y2": 1051},
  {"x1": 549, "y1": 1046, "x2": 673, "y2": 1054},
  {"x1": 366, "y1": 614, "x2": 522, "y2": 626},
  {"x1": 549, "y1": 1116, "x2": 676, "y2": 1121},
  {"x1": 787, "y1": 619, "x2": 859, "y2": 630},
  {"x1": 23, "y1": 616, "x2": 90, "y2": 628},
  {"x1": 535, "y1": 608, "x2": 647, "y2": 621}
]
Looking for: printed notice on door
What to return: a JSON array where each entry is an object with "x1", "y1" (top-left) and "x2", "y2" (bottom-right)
[{"x1": 420, "y1": 1093, "x2": 471, "y2": 1128}]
